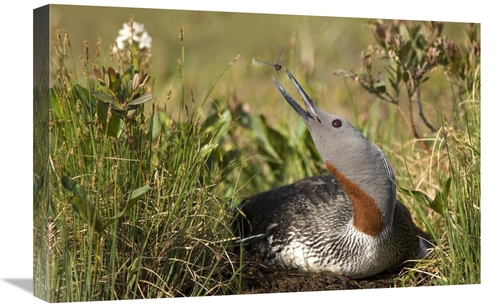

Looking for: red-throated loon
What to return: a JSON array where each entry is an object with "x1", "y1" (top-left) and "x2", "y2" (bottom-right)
[{"x1": 236, "y1": 68, "x2": 430, "y2": 279}]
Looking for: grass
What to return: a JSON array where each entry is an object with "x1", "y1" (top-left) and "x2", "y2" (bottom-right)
[
  {"x1": 33, "y1": 9, "x2": 480, "y2": 302},
  {"x1": 396, "y1": 70, "x2": 480, "y2": 287},
  {"x1": 35, "y1": 23, "x2": 243, "y2": 300}
]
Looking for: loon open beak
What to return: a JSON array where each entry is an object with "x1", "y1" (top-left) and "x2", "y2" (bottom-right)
[{"x1": 273, "y1": 67, "x2": 321, "y2": 123}]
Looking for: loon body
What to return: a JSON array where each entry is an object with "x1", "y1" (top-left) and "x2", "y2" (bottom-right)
[{"x1": 237, "y1": 68, "x2": 429, "y2": 279}]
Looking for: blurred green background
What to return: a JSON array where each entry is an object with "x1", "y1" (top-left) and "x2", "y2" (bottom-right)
[{"x1": 50, "y1": 4, "x2": 469, "y2": 128}]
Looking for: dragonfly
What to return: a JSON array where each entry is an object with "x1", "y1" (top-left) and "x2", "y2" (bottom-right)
[{"x1": 252, "y1": 43, "x2": 284, "y2": 73}]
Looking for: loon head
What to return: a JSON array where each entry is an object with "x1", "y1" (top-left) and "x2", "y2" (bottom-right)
[{"x1": 273, "y1": 68, "x2": 397, "y2": 236}]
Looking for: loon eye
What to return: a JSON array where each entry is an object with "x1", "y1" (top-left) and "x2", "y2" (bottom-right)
[{"x1": 332, "y1": 119, "x2": 342, "y2": 128}]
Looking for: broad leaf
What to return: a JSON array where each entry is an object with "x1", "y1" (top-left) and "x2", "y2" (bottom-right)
[
  {"x1": 69, "y1": 196, "x2": 103, "y2": 234},
  {"x1": 237, "y1": 109, "x2": 281, "y2": 162},
  {"x1": 62, "y1": 175, "x2": 90, "y2": 202},
  {"x1": 202, "y1": 108, "x2": 232, "y2": 141},
  {"x1": 96, "y1": 100, "x2": 124, "y2": 138},
  {"x1": 103, "y1": 185, "x2": 151, "y2": 229},
  {"x1": 128, "y1": 93, "x2": 153, "y2": 106},
  {"x1": 399, "y1": 178, "x2": 451, "y2": 216},
  {"x1": 61, "y1": 176, "x2": 103, "y2": 233},
  {"x1": 429, "y1": 177, "x2": 452, "y2": 215},
  {"x1": 73, "y1": 83, "x2": 95, "y2": 115},
  {"x1": 91, "y1": 91, "x2": 117, "y2": 104}
]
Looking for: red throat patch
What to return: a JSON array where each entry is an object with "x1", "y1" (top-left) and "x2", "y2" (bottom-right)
[{"x1": 326, "y1": 162, "x2": 383, "y2": 236}]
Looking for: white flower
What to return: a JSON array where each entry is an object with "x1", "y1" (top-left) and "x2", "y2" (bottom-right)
[
  {"x1": 137, "y1": 32, "x2": 152, "y2": 49},
  {"x1": 113, "y1": 21, "x2": 152, "y2": 53}
]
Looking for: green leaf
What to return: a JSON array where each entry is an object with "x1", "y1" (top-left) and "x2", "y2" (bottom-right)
[
  {"x1": 61, "y1": 176, "x2": 103, "y2": 233},
  {"x1": 61, "y1": 175, "x2": 90, "y2": 202},
  {"x1": 69, "y1": 196, "x2": 103, "y2": 234},
  {"x1": 50, "y1": 88, "x2": 63, "y2": 119},
  {"x1": 429, "y1": 177, "x2": 452, "y2": 215},
  {"x1": 374, "y1": 81, "x2": 386, "y2": 94},
  {"x1": 128, "y1": 93, "x2": 153, "y2": 106},
  {"x1": 107, "y1": 67, "x2": 117, "y2": 82},
  {"x1": 91, "y1": 91, "x2": 117, "y2": 104},
  {"x1": 128, "y1": 185, "x2": 152, "y2": 207},
  {"x1": 96, "y1": 100, "x2": 124, "y2": 138},
  {"x1": 399, "y1": 178, "x2": 451, "y2": 215},
  {"x1": 151, "y1": 112, "x2": 162, "y2": 141},
  {"x1": 402, "y1": 71, "x2": 410, "y2": 83},
  {"x1": 399, "y1": 23, "x2": 411, "y2": 40},
  {"x1": 202, "y1": 108, "x2": 232, "y2": 141},
  {"x1": 264, "y1": 121, "x2": 289, "y2": 165},
  {"x1": 400, "y1": 188, "x2": 432, "y2": 205},
  {"x1": 33, "y1": 175, "x2": 44, "y2": 211},
  {"x1": 289, "y1": 119, "x2": 307, "y2": 148},
  {"x1": 110, "y1": 79, "x2": 121, "y2": 95},
  {"x1": 103, "y1": 185, "x2": 151, "y2": 229},
  {"x1": 247, "y1": 115, "x2": 282, "y2": 163},
  {"x1": 73, "y1": 83, "x2": 95, "y2": 115},
  {"x1": 34, "y1": 175, "x2": 44, "y2": 196}
]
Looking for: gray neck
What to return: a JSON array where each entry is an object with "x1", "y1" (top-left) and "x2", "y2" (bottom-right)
[
  {"x1": 348, "y1": 144, "x2": 396, "y2": 228},
  {"x1": 319, "y1": 137, "x2": 397, "y2": 229}
]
